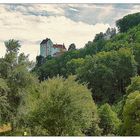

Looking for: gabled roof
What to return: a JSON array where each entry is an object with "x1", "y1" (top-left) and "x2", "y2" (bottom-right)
[
  {"x1": 40, "y1": 38, "x2": 50, "y2": 45},
  {"x1": 53, "y1": 44, "x2": 66, "y2": 50}
]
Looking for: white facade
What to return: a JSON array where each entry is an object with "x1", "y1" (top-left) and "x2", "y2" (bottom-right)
[{"x1": 40, "y1": 39, "x2": 53, "y2": 57}]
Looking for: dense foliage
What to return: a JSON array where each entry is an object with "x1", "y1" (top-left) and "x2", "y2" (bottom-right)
[
  {"x1": 98, "y1": 103, "x2": 121, "y2": 136},
  {"x1": 77, "y1": 48, "x2": 137, "y2": 103},
  {"x1": 116, "y1": 12, "x2": 140, "y2": 32},
  {"x1": 122, "y1": 91, "x2": 140, "y2": 135},
  {"x1": 19, "y1": 76, "x2": 100, "y2": 136}
]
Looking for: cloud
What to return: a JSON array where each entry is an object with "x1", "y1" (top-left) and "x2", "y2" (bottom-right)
[
  {"x1": 69, "y1": 7, "x2": 79, "y2": 12},
  {"x1": 0, "y1": 4, "x2": 109, "y2": 61},
  {"x1": 59, "y1": 4, "x2": 140, "y2": 26},
  {"x1": 5, "y1": 4, "x2": 64, "y2": 17}
]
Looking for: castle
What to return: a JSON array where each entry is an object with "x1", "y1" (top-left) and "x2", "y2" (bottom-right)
[{"x1": 40, "y1": 38, "x2": 67, "y2": 58}]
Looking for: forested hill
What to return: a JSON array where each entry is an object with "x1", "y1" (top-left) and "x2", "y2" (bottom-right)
[
  {"x1": 1, "y1": 12, "x2": 140, "y2": 136},
  {"x1": 33, "y1": 12, "x2": 140, "y2": 104}
]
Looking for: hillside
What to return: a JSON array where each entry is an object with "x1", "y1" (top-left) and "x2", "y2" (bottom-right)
[{"x1": 33, "y1": 13, "x2": 140, "y2": 104}]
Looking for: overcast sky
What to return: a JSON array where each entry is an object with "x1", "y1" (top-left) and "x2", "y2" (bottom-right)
[{"x1": 0, "y1": 4, "x2": 140, "y2": 61}]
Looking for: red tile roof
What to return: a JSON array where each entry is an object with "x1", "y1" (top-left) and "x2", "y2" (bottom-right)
[{"x1": 53, "y1": 44, "x2": 66, "y2": 50}]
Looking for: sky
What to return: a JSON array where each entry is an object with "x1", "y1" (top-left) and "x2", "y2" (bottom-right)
[{"x1": 0, "y1": 4, "x2": 140, "y2": 61}]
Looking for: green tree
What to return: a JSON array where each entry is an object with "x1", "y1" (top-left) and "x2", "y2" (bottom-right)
[
  {"x1": 0, "y1": 39, "x2": 21, "y2": 79},
  {"x1": 7, "y1": 65, "x2": 37, "y2": 109},
  {"x1": 133, "y1": 43, "x2": 140, "y2": 74},
  {"x1": 126, "y1": 76, "x2": 140, "y2": 94},
  {"x1": 98, "y1": 103, "x2": 121, "y2": 136},
  {"x1": 35, "y1": 55, "x2": 45, "y2": 67},
  {"x1": 122, "y1": 91, "x2": 140, "y2": 136},
  {"x1": 0, "y1": 58, "x2": 11, "y2": 79},
  {"x1": 38, "y1": 59, "x2": 59, "y2": 81},
  {"x1": 5, "y1": 39, "x2": 21, "y2": 54},
  {"x1": 94, "y1": 32, "x2": 104, "y2": 42},
  {"x1": 0, "y1": 40, "x2": 38, "y2": 123},
  {"x1": 0, "y1": 78, "x2": 10, "y2": 124},
  {"x1": 116, "y1": 12, "x2": 140, "y2": 33},
  {"x1": 66, "y1": 58, "x2": 85, "y2": 75},
  {"x1": 21, "y1": 76, "x2": 100, "y2": 136},
  {"x1": 77, "y1": 48, "x2": 137, "y2": 103},
  {"x1": 68, "y1": 43, "x2": 76, "y2": 51}
]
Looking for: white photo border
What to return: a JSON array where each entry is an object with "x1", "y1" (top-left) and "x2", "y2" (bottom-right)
[
  {"x1": 0, "y1": 0, "x2": 140, "y2": 4},
  {"x1": 0, "y1": 0, "x2": 140, "y2": 140}
]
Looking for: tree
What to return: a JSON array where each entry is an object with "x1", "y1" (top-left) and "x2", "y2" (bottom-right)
[
  {"x1": 0, "y1": 39, "x2": 38, "y2": 123},
  {"x1": 7, "y1": 65, "x2": 37, "y2": 108},
  {"x1": 98, "y1": 103, "x2": 121, "y2": 136},
  {"x1": 37, "y1": 59, "x2": 59, "y2": 81},
  {"x1": 18, "y1": 53, "x2": 33, "y2": 69},
  {"x1": 66, "y1": 58, "x2": 85, "y2": 75},
  {"x1": 94, "y1": 28, "x2": 116, "y2": 43},
  {"x1": 77, "y1": 48, "x2": 137, "y2": 103},
  {"x1": 116, "y1": 12, "x2": 140, "y2": 33},
  {"x1": 68, "y1": 43, "x2": 76, "y2": 51},
  {"x1": 105, "y1": 28, "x2": 116, "y2": 39},
  {"x1": 94, "y1": 32, "x2": 104, "y2": 42},
  {"x1": 126, "y1": 76, "x2": 140, "y2": 94},
  {"x1": 35, "y1": 55, "x2": 45, "y2": 67},
  {"x1": 20, "y1": 76, "x2": 100, "y2": 136},
  {"x1": 133, "y1": 43, "x2": 140, "y2": 74},
  {"x1": 0, "y1": 78, "x2": 10, "y2": 125},
  {"x1": 0, "y1": 39, "x2": 21, "y2": 79},
  {"x1": 122, "y1": 91, "x2": 140, "y2": 136},
  {"x1": 4, "y1": 39, "x2": 21, "y2": 54},
  {"x1": 0, "y1": 58, "x2": 11, "y2": 79}
]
